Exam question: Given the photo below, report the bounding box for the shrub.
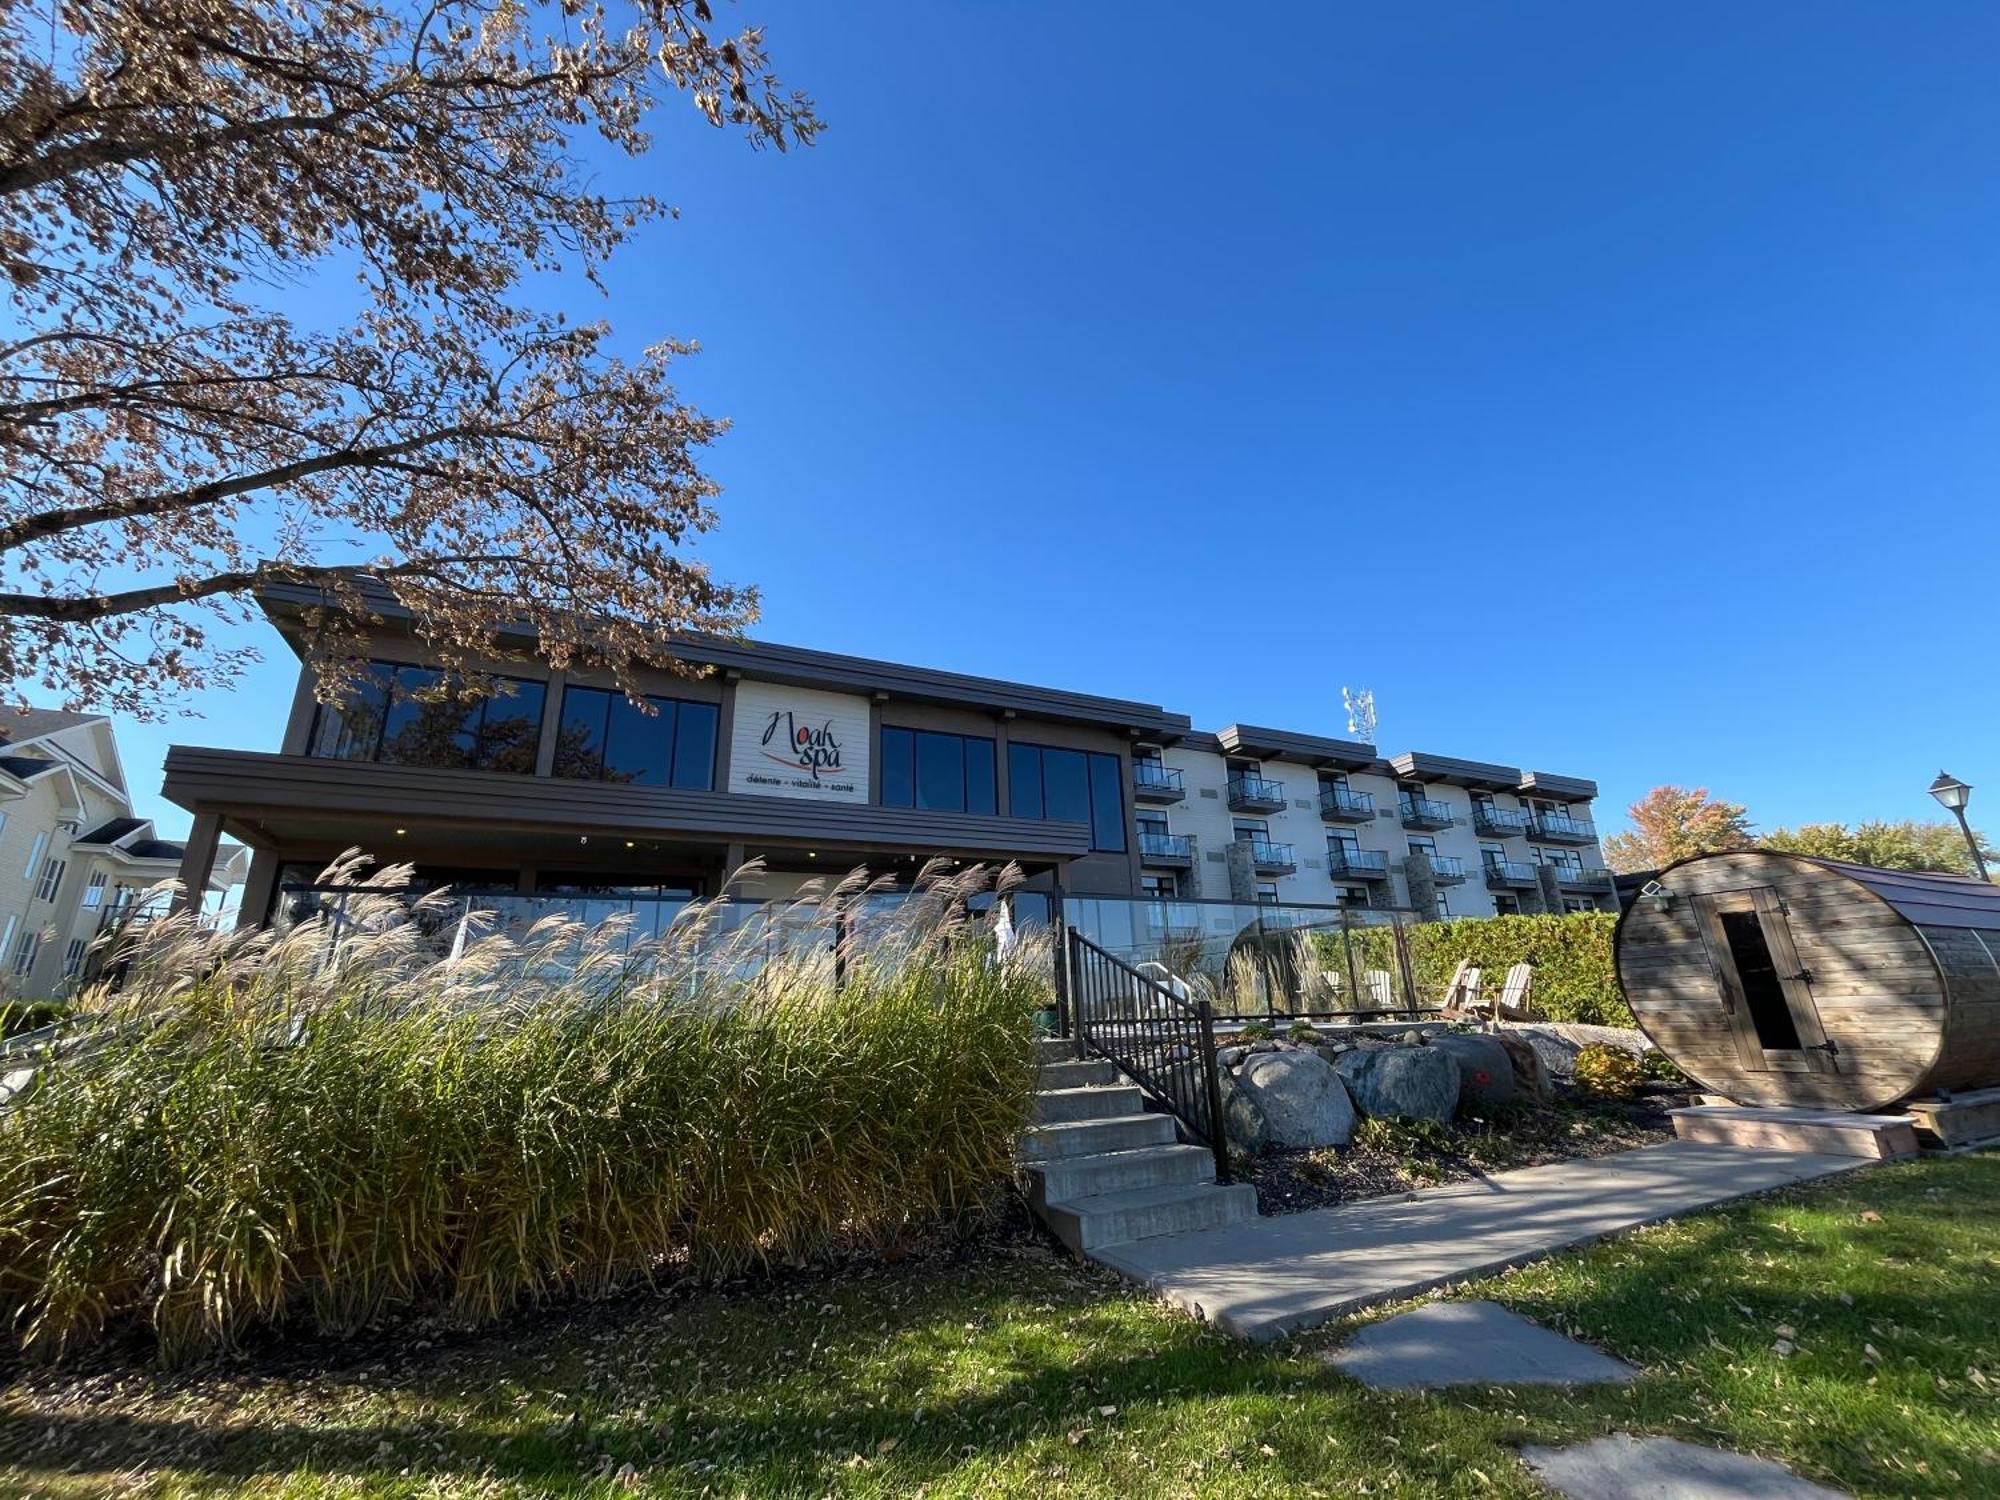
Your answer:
[1233,1022,1275,1042]
[1313,911,1629,1026]
[0,858,1046,1362]
[1286,1020,1321,1044]
[1573,1043,1643,1100]
[1641,1048,1688,1084]
[0,1001,67,1040]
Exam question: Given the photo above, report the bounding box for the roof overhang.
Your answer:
[162,747,1095,866]
[254,583,1192,741]
[1216,724,1377,770]
[1517,770,1599,801]
[1390,751,1524,792]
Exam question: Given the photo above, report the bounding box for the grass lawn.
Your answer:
[0,1153,1995,1498]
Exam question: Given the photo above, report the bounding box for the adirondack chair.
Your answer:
[1363,968,1396,1015]
[1494,961,1534,1019]
[1439,959,1483,1017]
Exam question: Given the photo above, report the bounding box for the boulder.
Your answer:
[1429,1033,1517,1113]
[1220,1050,1355,1152]
[1492,1031,1550,1101]
[1506,1023,1650,1083]
[1334,1044,1460,1124]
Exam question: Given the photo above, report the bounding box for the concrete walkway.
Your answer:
[1093,1141,1867,1342]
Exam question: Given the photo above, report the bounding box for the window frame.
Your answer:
[311,661,548,775]
[1007,742,1127,853]
[551,684,717,790]
[35,856,64,904]
[877,726,997,815]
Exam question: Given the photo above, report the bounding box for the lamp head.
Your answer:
[1930,771,1973,813]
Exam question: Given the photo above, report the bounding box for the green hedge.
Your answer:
[0,1002,67,1040]
[1315,911,1629,1026]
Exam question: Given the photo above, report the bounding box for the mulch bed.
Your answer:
[1248,1081,1693,1216]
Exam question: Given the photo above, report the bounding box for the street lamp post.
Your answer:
[1928,771,1990,881]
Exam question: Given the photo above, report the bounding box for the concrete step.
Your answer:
[1031,1084,1147,1125]
[1040,1181,1261,1255]
[1033,1037,1077,1065]
[1669,1105,1919,1160]
[1024,1142,1217,1212]
[1903,1087,2000,1150]
[1018,1111,1178,1162]
[1038,1058,1118,1090]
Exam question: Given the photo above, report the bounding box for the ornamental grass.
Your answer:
[0,857,1047,1363]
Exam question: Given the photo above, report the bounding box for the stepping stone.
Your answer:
[1521,1434,1851,1499]
[1324,1300,1637,1390]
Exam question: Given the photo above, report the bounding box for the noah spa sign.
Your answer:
[727,681,869,804]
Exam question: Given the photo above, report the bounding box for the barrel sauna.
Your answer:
[1614,850,2000,1111]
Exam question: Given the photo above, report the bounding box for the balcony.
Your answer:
[1531,812,1598,845]
[1138,830,1195,868]
[1131,761,1186,805]
[1422,854,1468,885]
[1399,794,1457,831]
[1558,865,1615,891]
[1226,774,1287,814]
[1482,859,1540,889]
[1472,804,1532,838]
[1325,846,1391,881]
[1242,837,1296,874]
[1318,785,1375,824]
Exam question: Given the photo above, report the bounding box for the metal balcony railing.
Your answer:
[1325,846,1390,879]
[1226,774,1287,812]
[1530,812,1597,843]
[1138,830,1195,864]
[1471,805,1532,837]
[1399,795,1456,830]
[1422,854,1468,883]
[1242,837,1296,871]
[1131,761,1186,802]
[1482,859,1539,888]
[1558,865,1614,889]
[1317,785,1375,822]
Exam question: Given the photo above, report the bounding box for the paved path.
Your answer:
[1094,1141,1867,1342]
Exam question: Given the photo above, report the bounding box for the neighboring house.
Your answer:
[0,709,245,1001]
[159,585,1616,932]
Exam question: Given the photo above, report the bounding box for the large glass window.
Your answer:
[310,663,545,774]
[1008,743,1126,852]
[878,728,997,814]
[553,687,717,789]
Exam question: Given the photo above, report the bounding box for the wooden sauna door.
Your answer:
[1692,888,1837,1074]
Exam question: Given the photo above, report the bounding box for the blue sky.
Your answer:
[94,1,2000,839]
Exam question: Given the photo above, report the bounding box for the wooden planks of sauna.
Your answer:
[1668,1105,1920,1160]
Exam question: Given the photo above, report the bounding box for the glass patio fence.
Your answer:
[1062,894,1435,1023]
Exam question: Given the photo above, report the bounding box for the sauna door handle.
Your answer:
[1786,968,1814,984]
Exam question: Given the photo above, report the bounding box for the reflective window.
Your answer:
[554,687,716,789]
[878,728,997,814]
[310,663,544,774]
[1008,743,1126,852]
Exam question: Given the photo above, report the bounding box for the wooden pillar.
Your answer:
[236,849,280,931]
[171,813,223,917]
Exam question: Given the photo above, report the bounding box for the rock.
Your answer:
[1506,1023,1650,1082]
[1313,1043,1353,1064]
[1399,1030,1429,1046]
[1219,1050,1355,1152]
[1217,1046,1247,1068]
[1334,1044,1459,1124]
[1492,1031,1550,1101]
[1248,1040,1280,1055]
[1429,1033,1517,1112]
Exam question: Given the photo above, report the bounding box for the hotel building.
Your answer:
[161,587,1616,929]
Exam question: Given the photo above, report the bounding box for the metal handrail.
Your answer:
[1244,837,1295,866]
[1399,795,1456,825]
[1558,865,1614,887]
[1132,762,1185,793]
[1065,928,1230,1184]
[1424,854,1467,878]
[1318,786,1374,816]
[1139,830,1195,859]
[1482,859,1538,884]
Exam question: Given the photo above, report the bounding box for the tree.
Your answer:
[1763,819,1997,878]
[1,0,819,718]
[1602,785,1753,873]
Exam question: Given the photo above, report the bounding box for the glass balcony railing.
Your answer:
[1226,774,1287,811]
[1131,761,1185,800]
[1482,859,1539,887]
[1398,795,1456,829]
[1242,837,1296,870]
[1558,865,1614,889]
[1471,805,1532,837]
[1423,854,1468,882]
[1138,830,1195,862]
[1317,785,1375,821]
[1325,846,1390,878]
[1530,812,1598,843]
